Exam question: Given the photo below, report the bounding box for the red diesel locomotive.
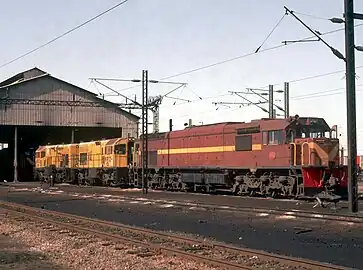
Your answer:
[132,115,348,199]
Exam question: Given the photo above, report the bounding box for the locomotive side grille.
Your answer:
[235,135,252,151]
[149,151,157,166]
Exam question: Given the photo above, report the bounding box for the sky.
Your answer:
[1,0,363,154]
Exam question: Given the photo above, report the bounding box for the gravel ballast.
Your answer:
[0,215,217,270]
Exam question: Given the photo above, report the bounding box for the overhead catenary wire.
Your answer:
[0,3,361,99]
[161,24,363,81]
[166,89,363,122]
[291,88,363,100]
[164,83,363,119]
[3,2,360,116]
[105,22,363,96]
[291,84,363,99]
[292,11,330,21]
[255,13,287,53]
[0,0,130,70]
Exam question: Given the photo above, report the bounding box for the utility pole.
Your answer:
[168,119,172,166]
[284,3,363,212]
[344,0,358,213]
[141,70,148,194]
[241,87,284,117]
[90,74,186,195]
[268,85,274,118]
[221,87,284,117]
[90,79,186,135]
[13,127,18,183]
[284,82,290,118]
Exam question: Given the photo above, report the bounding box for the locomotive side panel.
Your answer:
[69,144,80,168]
[149,122,293,169]
[222,123,292,169]
[78,143,90,170]
[150,125,228,168]
[86,141,104,169]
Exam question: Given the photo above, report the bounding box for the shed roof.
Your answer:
[0,67,139,120]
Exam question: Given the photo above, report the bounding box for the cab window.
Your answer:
[263,130,284,145]
[80,153,88,165]
[114,144,126,155]
[105,146,113,155]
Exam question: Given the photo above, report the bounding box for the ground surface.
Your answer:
[0,210,216,270]
[0,185,362,269]
[0,209,65,270]
[3,181,363,215]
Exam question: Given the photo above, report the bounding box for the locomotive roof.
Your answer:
[35,137,127,151]
[179,119,285,133]
[147,117,331,139]
[182,117,330,131]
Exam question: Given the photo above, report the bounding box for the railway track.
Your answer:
[3,184,363,226]
[0,200,350,270]
[35,186,363,224]
[148,199,363,224]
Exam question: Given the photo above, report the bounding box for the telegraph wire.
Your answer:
[0,0,130,70]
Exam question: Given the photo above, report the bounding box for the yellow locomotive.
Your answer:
[35,136,138,186]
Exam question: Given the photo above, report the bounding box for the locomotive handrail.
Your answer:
[301,142,311,166]
[290,143,296,166]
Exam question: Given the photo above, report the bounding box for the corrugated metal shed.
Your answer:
[0,68,139,137]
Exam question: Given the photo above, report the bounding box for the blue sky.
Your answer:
[1,0,363,153]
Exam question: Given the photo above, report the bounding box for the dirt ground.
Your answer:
[0,210,64,270]
[0,210,216,270]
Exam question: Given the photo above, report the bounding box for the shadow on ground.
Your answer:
[0,234,64,270]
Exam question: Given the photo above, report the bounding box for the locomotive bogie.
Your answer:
[129,166,302,197]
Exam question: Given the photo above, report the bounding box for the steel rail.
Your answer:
[26,184,363,222]
[144,199,363,223]
[2,207,250,270]
[3,184,363,222]
[60,190,363,224]
[0,200,348,270]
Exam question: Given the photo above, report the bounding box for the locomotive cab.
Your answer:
[113,137,137,168]
[114,140,128,168]
[35,146,47,169]
[287,115,340,167]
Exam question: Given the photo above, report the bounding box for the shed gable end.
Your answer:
[0,76,138,137]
